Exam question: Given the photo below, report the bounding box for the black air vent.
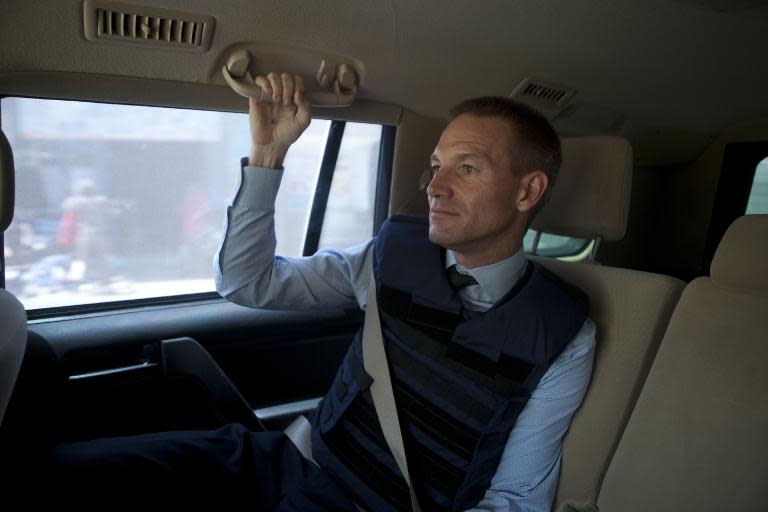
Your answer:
[83,0,215,52]
[509,78,576,114]
[521,82,568,103]
[97,10,202,45]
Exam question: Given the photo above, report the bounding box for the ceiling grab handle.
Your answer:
[221,49,358,107]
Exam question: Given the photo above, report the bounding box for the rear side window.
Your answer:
[319,122,381,250]
[1,97,382,311]
[522,230,590,259]
[745,157,768,214]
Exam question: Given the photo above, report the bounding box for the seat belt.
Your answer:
[284,414,316,464]
[362,274,422,512]
[284,274,421,512]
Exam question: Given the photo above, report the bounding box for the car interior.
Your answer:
[1,1,767,510]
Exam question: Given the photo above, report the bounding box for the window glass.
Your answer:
[522,230,589,258]
[745,157,768,214]
[273,120,331,255]
[318,123,381,250]
[0,97,373,310]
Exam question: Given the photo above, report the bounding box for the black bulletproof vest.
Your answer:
[311,215,588,511]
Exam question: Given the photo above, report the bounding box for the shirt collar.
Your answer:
[445,248,528,305]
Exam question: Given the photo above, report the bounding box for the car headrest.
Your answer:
[710,214,768,294]
[531,136,633,241]
[0,129,15,232]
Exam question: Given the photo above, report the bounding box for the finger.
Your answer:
[253,76,273,102]
[267,72,283,103]
[281,72,294,105]
[294,75,311,110]
[294,75,305,101]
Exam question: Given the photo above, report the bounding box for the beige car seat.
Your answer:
[530,137,685,510]
[596,214,768,512]
[0,128,27,427]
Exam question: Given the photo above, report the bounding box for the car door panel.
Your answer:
[8,300,361,442]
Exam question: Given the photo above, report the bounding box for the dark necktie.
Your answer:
[446,265,478,290]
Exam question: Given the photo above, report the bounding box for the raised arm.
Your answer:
[215,73,373,311]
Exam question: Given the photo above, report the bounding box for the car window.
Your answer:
[522,230,589,259]
[1,97,381,311]
[318,122,382,250]
[745,156,768,214]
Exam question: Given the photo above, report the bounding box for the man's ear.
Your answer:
[516,170,548,213]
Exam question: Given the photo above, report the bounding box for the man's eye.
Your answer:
[460,165,477,175]
[430,165,440,177]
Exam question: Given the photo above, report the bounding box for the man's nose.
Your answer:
[426,168,453,198]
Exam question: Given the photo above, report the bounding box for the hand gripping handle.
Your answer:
[222,50,358,107]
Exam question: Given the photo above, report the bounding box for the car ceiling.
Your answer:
[0,0,767,165]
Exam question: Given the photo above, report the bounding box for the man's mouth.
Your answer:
[429,208,458,216]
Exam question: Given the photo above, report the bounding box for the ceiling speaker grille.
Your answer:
[84,0,214,52]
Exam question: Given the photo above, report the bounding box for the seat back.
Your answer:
[535,258,683,509]
[598,214,768,512]
[529,137,685,509]
[0,291,26,426]
[0,128,27,426]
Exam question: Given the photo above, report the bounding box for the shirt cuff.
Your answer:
[234,159,284,208]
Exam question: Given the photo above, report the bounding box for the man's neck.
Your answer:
[452,241,523,269]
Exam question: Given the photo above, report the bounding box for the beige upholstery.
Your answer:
[0,291,26,426]
[0,128,27,427]
[533,257,684,510]
[527,136,690,509]
[598,215,768,512]
[710,214,768,293]
[532,136,633,241]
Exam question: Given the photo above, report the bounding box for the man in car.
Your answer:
[213,73,595,511]
[44,73,595,512]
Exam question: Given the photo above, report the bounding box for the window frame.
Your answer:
[0,95,394,318]
[373,125,396,235]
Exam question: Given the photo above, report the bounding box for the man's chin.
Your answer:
[428,226,457,248]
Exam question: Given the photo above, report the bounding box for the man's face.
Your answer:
[427,114,523,266]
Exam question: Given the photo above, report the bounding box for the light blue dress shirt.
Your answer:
[215,165,596,512]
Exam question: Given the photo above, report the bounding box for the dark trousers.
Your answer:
[38,423,358,510]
